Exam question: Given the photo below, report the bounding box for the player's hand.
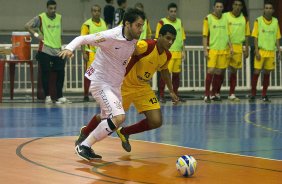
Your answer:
[278,51,281,62]
[204,50,209,61]
[230,47,234,57]
[58,49,74,59]
[255,52,261,61]
[170,91,179,105]
[182,50,186,61]
[83,52,89,62]
[244,48,249,59]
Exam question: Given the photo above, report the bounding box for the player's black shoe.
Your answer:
[75,145,102,161]
[75,126,87,146]
[249,96,256,102]
[116,127,131,152]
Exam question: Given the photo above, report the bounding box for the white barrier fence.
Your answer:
[1,44,281,95]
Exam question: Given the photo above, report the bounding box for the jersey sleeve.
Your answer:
[277,26,281,39]
[80,24,89,36]
[251,20,258,38]
[159,50,172,70]
[181,25,186,40]
[202,17,209,36]
[245,20,251,36]
[155,20,164,38]
[135,40,149,55]
[65,30,110,51]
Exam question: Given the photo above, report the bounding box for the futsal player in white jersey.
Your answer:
[59,8,145,161]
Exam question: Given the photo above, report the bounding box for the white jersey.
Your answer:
[65,26,137,87]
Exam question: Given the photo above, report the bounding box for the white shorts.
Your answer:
[89,82,125,119]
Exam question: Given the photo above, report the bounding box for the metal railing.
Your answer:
[1,44,281,95]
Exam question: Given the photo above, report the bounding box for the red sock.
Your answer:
[262,73,270,96]
[159,77,166,98]
[205,73,213,96]
[121,119,151,135]
[251,73,260,96]
[172,73,180,95]
[211,74,221,96]
[217,74,224,94]
[82,114,101,136]
[84,77,91,97]
[229,73,237,95]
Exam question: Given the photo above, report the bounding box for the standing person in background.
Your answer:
[81,5,107,102]
[224,0,250,102]
[113,0,127,27]
[103,0,115,28]
[59,8,145,161]
[134,2,152,39]
[25,0,70,104]
[249,1,281,102]
[155,3,186,103]
[202,0,233,103]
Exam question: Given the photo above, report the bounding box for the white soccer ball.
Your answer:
[176,155,197,177]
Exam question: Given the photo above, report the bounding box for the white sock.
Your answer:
[81,119,116,147]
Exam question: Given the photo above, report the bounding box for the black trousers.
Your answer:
[36,51,66,99]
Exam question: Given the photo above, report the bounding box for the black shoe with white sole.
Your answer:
[75,145,102,161]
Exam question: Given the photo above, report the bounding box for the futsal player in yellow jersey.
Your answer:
[75,24,179,152]
[81,5,107,101]
[203,0,233,103]
[250,1,281,102]
[155,3,186,103]
[225,0,250,101]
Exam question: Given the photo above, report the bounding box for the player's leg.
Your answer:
[171,57,185,102]
[204,53,217,103]
[117,88,161,152]
[261,57,275,102]
[37,52,52,103]
[211,54,227,101]
[76,86,125,161]
[250,56,264,101]
[228,53,242,101]
[53,56,66,101]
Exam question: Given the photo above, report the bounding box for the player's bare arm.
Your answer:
[160,69,179,103]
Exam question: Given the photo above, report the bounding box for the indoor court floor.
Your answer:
[0,98,281,184]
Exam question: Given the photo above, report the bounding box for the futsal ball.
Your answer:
[176,155,197,177]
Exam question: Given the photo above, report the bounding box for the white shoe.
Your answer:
[56,97,72,104]
[45,96,52,104]
[228,94,240,102]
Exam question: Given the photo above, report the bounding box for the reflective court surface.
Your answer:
[0,99,281,184]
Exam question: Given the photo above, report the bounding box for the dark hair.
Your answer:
[168,3,177,10]
[214,0,224,6]
[122,8,146,26]
[135,2,144,10]
[105,0,113,3]
[91,4,101,10]
[231,0,248,17]
[159,24,177,37]
[264,0,274,7]
[47,0,56,7]
[117,0,126,6]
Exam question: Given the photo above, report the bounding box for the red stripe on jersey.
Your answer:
[125,39,157,76]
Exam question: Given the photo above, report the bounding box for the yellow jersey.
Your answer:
[123,40,171,89]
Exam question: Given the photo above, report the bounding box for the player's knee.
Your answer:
[148,118,162,129]
[111,114,126,127]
